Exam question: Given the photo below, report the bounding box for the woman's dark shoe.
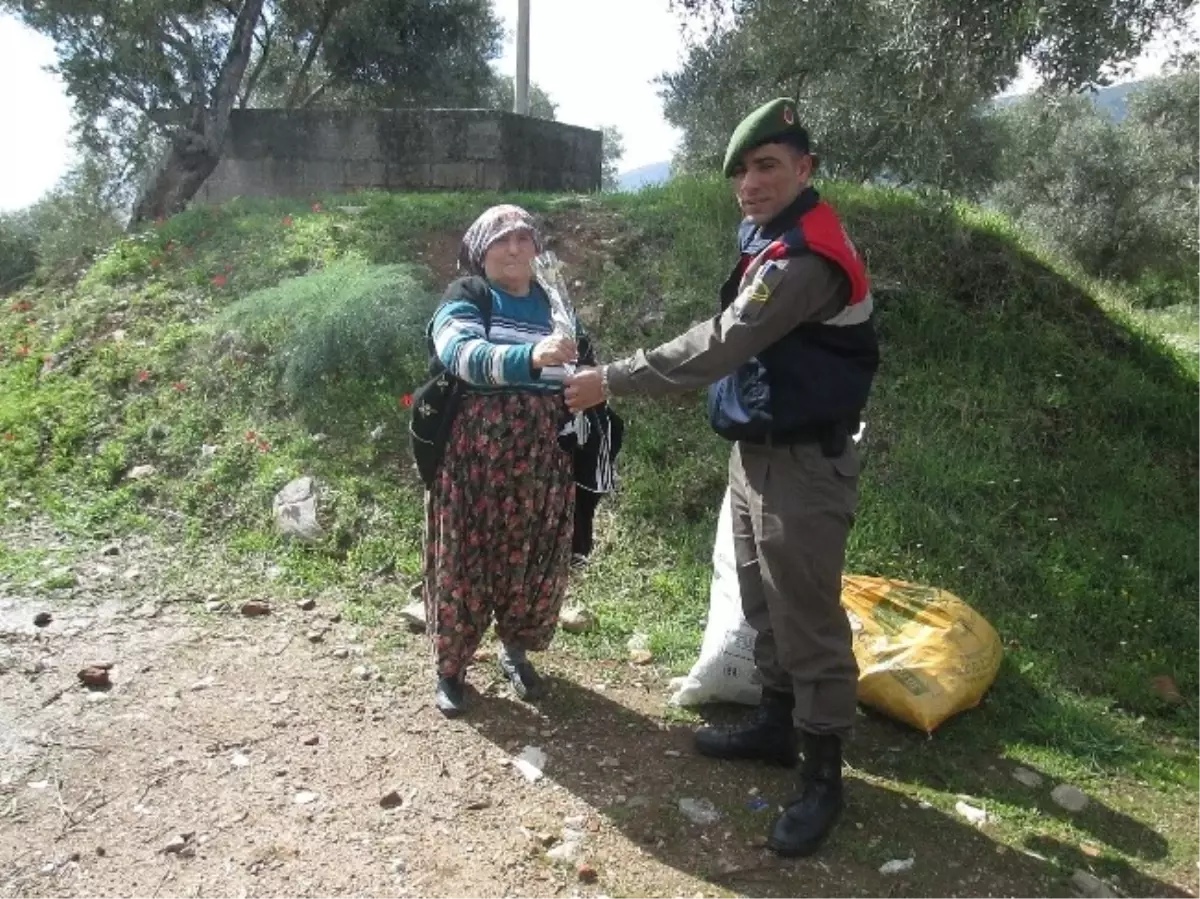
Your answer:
[435,674,467,717]
[499,646,544,701]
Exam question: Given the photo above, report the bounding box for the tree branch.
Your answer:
[284,0,345,108]
[299,74,336,108]
[211,0,267,126]
[162,16,206,110]
[240,19,272,107]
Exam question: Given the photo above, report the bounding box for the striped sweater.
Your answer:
[431,283,573,392]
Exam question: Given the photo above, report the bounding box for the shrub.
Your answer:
[216,260,437,417]
[0,212,38,295]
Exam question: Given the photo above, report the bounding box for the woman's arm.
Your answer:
[432,300,535,386]
[432,300,576,387]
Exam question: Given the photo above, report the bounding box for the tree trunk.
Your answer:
[129,129,222,226]
[129,0,266,227]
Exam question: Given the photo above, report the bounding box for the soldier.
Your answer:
[564,97,879,856]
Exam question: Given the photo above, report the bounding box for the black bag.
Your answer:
[409,278,493,488]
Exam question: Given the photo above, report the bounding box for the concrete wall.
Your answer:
[198,109,602,201]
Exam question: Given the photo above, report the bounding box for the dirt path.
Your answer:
[0,522,1191,899]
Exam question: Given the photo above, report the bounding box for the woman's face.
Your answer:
[482,228,537,294]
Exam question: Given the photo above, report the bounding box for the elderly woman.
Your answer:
[422,205,580,717]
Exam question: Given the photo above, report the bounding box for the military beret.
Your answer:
[722,97,812,177]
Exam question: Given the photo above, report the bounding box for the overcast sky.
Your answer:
[0,2,1194,212]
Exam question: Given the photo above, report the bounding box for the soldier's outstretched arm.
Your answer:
[604,254,849,399]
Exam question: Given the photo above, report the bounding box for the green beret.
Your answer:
[722,97,812,177]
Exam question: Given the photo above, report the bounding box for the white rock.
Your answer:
[398,601,426,633]
[513,746,547,783]
[231,752,250,768]
[127,464,157,480]
[559,607,596,634]
[273,477,325,543]
[678,798,720,825]
[1051,784,1090,813]
[626,633,650,653]
[955,800,988,825]
[369,425,386,441]
[191,676,215,691]
[201,444,218,457]
[880,857,915,875]
[28,780,49,790]
[1070,869,1116,898]
[1012,767,1043,788]
[293,791,319,805]
[547,840,583,865]
[162,834,191,854]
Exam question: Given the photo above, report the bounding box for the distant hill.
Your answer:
[993,79,1147,120]
[616,160,672,191]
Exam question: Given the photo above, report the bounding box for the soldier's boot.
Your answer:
[693,688,799,767]
[768,731,844,857]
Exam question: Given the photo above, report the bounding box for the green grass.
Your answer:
[0,177,1196,885]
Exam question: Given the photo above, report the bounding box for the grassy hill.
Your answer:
[1,178,1196,889]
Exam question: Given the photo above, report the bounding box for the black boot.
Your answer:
[693,688,799,767]
[499,645,544,701]
[768,731,845,857]
[435,674,467,717]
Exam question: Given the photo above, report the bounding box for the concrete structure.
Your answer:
[198,109,602,201]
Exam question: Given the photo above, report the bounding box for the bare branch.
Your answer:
[162,16,206,108]
[284,0,347,108]
[211,0,266,126]
[240,19,273,107]
[299,74,337,108]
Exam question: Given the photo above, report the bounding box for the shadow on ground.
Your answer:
[460,670,1189,898]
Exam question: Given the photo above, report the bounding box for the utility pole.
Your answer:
[514,0,530,115]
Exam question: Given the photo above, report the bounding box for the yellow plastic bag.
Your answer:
[841,575,1003,733]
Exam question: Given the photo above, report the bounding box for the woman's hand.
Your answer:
[532,334,578,369]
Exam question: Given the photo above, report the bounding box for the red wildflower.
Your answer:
[10,301,31,313]
[282,215,294,227]
[257,440,271,453]
[136,369,150,383]
[150,258,162,268]
[311,202,323,213]
[211,274,227,287]
[400,394,414,408]
[245,430,257,442]
[3,433,14,441]
[172,381,188,392]
[15,346,30,358]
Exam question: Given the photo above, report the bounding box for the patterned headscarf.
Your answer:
[457,204,544,276]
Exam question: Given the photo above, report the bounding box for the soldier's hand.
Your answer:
[564,367,606,412]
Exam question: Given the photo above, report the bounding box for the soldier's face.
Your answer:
[733,144,812,224]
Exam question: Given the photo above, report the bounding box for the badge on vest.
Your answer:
[733,258,787,320]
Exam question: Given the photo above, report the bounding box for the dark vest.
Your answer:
[707,188,879,447]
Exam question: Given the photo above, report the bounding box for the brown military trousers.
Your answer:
[729,439,860,736]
